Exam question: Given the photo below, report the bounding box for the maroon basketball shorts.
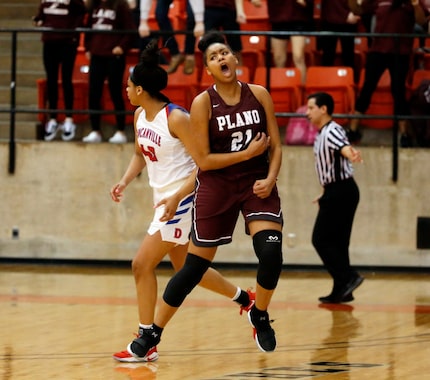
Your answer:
[191,172,283,247]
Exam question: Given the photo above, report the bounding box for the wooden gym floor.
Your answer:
[1,263,429,380]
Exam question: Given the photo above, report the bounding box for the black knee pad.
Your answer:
[163,253,211,307]
[253,230,283,290]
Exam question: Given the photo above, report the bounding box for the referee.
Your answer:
[306,92,364,304]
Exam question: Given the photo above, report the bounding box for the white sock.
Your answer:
[139,323,152,329]
[231,286,241,301]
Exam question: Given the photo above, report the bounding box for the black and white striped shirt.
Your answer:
[313,120,353,186]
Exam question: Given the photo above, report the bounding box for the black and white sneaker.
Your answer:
[248,306,276,352]
[44,119,59,141]
[61,119,76,141]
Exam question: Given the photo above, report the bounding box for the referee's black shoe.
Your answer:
[319,293,354,304]
[341,275,364,299]
[319,275,364,304]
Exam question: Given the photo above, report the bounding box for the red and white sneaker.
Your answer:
[113,345,159,363]
[239,288,256,315]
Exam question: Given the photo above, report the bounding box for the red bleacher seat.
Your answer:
[405,69,430,124]
[312,37,367,82]
[240,50,264,82]
[241,0,269,56]
[304,66,355,125]
[253,67,302,127]
[422,53,430,70]
[160,64,199,110]
[241,2,269,31]
[410,69,430,90]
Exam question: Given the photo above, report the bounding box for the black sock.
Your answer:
[252,305,267,315]
[235,289,251,307]
[153,323,164,337]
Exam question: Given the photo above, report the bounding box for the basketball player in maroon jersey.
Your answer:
[126,31,284,357]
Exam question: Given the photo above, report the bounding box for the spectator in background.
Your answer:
[318,0,361,81]
[138,0,204,74]
[267,0,314,83]
[348,0,428,147]
[203,0,245,64]
[33,0,87,141]
[82,0,135,144]
[414,0,430,52]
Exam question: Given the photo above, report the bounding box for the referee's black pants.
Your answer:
[312,177,360,288]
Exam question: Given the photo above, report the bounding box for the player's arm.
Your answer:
[110,108,147,202]
[248,84,282,197]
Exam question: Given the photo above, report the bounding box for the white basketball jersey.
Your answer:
[136,104,196,192]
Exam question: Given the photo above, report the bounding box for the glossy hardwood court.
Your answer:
[1,264,430,380]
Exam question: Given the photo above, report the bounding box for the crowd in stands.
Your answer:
[34,0,430,147]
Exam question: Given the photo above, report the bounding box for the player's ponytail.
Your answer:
[130,39,170,102]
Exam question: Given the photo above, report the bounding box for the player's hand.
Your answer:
[155,195,180,222]
[253,177,274,199]
[194,21,204,38]
[346,11,361,24]
[138,20,150,37]
[111,183,126,202]
[237,11,246,24]
[246,132,270,159]
[112,46,124,55]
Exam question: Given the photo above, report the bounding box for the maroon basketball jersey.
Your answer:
[205,81,269,177]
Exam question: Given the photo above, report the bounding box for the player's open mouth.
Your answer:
[221,63,231,75]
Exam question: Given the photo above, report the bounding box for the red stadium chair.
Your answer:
[240,50,265,82]
[241,0,269,55]
[407,69,430,103]
[304,66,355,125]
[253,67,302,126]
[160,64,199,110]
[410,69,430,90]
